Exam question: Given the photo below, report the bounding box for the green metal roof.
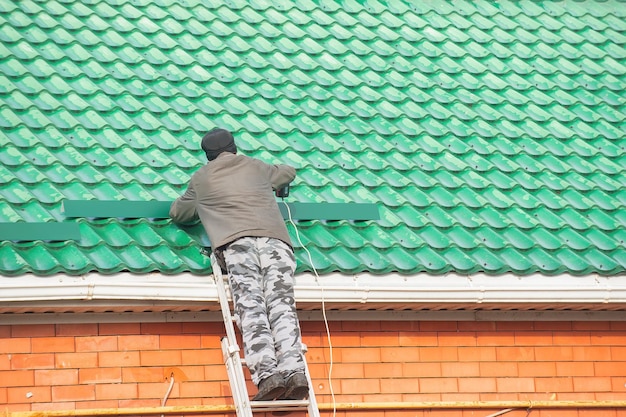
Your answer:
[0,0,625,277]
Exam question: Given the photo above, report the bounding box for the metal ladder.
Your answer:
[211,254,321,417]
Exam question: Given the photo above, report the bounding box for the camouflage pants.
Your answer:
[223,236,305,385]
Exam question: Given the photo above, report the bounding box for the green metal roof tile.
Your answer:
[1,0,625,277]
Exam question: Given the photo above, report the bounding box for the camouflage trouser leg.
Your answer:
[223,236,305,386]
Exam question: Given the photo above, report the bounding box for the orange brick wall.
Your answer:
[1,320,626,417]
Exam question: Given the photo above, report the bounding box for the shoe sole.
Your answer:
[252,385,286,401]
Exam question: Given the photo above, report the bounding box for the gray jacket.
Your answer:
[169,152,296,249]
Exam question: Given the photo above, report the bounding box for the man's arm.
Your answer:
[169,182,199,225]
[270,164,296,190]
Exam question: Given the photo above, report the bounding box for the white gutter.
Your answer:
[1,272,626,306]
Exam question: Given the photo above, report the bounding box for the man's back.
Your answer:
[170,152,295,249]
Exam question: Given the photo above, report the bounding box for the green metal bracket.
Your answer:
[0,222,81,241]
[63,200,380,221]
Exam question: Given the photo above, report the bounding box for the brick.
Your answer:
[612,346,626,360]
[475,331,515,345]
[98,351,140,367]
[380,346,418,363]
[518,361,556,377]
[200,334,224,349]
[141,322,182,334]
[98,323,140,335]
[552,331,591,345]
[138,382,181,400]
[458,377,496,393]
[183,322,224,334]
[341,321,381,331]
[122,366,164,383]
[168,365,205,382]
[0,354,9,370]
[595,362,626,377]
[440,392,481,402]
[140,349,182,366]
[420,346,458,362]
[341,378,380,394]
[181,348,219,365]
[118,398,161,408]
[419,377,458,393]
[179,381,222,398]
[555,361,595,377]
[534,346,573,361]
[0,370,34,386]
[496,377,535,392]
[441,362,479,377]
[95,383,138,400]
[332,363,364,379]
[8,386,51,403]
[380,377,420,394]
[439,332,477,347]
[31,401,75,411]
[31,337,75,353]
[51,384,95,402]
[0,326,10,337]
[495,346,535,362]
[11,324,55,337]
[56,323,98,336]
[364,362,402,378]
[572,345,611,361]
[326,332,361,347]
[75,400,119,409]
[402,362,441,378]
[577,321,612,330]
[479,362,518,377]
[535,377,573,393]
[160,334,201,349]
[573,376,612,392]
[534,322,573,331]
[34,369,78,386]
[611,377,626,392]
[360,332,399,347]
[118,334,159,351]
[457,321,497,331]
[420,321,458,332]
[458,346,496,362]
[55,352,98,369]
[513,331,554,346]
[10,353,54,369]
[340,347,380,363]
[79,367,122,384]
[399,331,438,347]
[75,335,118,352]
[202,364,227,382]
[0,338,30,354]
[591,332,626,346]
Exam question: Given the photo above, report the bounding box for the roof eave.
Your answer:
[1,271,626,314]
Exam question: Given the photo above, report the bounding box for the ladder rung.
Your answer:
[250,399,310,412]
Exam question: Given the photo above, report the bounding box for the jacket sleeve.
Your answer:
[269,164,296,190]
[169,182,199,225]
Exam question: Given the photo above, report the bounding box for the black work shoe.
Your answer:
[252,374,286,401]
[280,372,309,400]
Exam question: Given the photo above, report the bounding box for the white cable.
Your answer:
[283,200,336,417]
[161,373,175,417]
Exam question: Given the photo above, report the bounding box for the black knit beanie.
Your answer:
[201,128,237,161]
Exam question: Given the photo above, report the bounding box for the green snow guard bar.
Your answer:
[0,200,379,241]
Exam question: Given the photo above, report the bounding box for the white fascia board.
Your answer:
[1,272,626,307]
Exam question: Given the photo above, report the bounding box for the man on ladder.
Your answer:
[170,128,309,402]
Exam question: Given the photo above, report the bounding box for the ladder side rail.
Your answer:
[301,345,321,417]
[212,254,253,417]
